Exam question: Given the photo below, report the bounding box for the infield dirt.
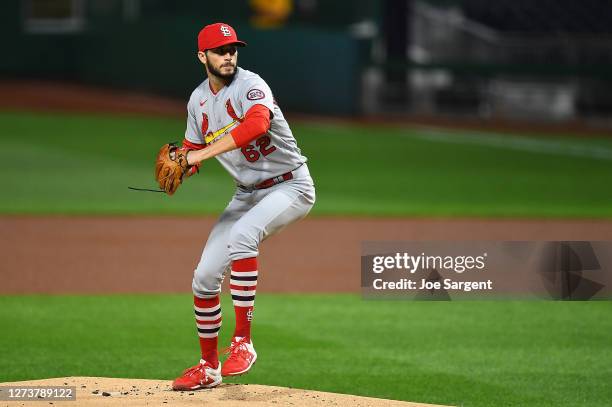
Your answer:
[1,216,611,294]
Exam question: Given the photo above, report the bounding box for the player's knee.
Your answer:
[227,225,260,259]
[191,266,222,297]
[192,275,221,297]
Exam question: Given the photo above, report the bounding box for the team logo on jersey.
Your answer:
[220,25,231,37]
[247,88,265,101]
[225,99,244,123]
[201,112,209,135]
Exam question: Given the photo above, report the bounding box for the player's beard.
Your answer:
[208,62,237,82]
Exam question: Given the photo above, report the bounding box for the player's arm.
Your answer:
[187,104,271,165]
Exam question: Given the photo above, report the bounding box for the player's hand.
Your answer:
[184,161,201,178]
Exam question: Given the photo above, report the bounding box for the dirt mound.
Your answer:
[0,377,450,406]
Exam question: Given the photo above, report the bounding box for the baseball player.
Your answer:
[169,22,316,391]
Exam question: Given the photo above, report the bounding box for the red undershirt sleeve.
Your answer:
[230,104,271,148]
[182,139,206,150]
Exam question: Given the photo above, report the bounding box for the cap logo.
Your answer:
[220,25,232,37]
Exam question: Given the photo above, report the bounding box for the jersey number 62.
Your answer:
[241,135,277,162]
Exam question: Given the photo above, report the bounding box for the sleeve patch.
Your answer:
[247,88,266,100]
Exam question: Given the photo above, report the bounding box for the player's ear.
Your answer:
[197,51,207,65]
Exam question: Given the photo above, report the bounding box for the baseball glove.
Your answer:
[155,143,193,195]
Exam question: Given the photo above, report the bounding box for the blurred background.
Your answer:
[2,0,612,124]
[1,0,612,217]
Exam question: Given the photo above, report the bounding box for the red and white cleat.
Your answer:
[172,359,222,391]
[221,337,257,376]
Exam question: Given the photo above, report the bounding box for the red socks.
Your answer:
[193,295,221,368]
[192,256,257,365]
[230,257,258,340]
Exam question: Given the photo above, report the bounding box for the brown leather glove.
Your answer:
[154,143,193,195]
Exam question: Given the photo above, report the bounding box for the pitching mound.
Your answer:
[0,377,450,406]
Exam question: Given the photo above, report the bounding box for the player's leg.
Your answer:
[222,178,316,376]
[172,191,251,390]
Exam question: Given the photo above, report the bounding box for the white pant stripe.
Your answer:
[197,321,222,329]
[230,279,258,287]
[193,304,220,313]
[230,270,258,277]
[196,313,222,322]
[198,332,219,339]
[233,300,255,307]
[231,289,256,296]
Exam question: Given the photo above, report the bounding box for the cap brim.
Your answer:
[205,39,247,50]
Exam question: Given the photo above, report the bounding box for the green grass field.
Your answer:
[1,110,612,217]
[1,295,610,407]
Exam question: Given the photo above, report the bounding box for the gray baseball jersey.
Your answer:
[185,67,307,186]
[185,67,316,297]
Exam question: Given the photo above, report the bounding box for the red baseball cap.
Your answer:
[197,23,247,52]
